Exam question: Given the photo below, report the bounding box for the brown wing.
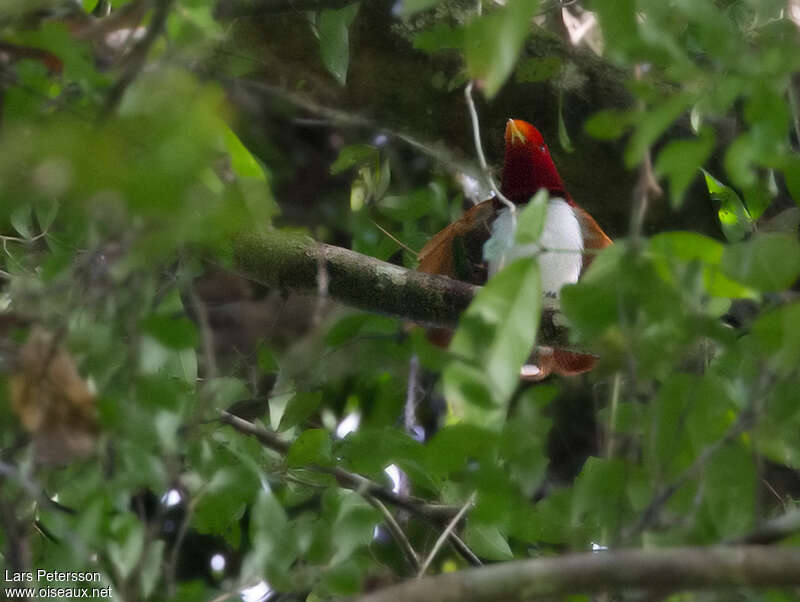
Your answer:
[574,205,613,274]
[417,200,498,279]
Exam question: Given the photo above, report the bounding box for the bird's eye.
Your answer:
[539,145,547,153]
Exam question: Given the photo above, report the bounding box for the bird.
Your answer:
[417,118,612,379]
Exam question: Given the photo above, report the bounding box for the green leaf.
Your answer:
[10,203,33,239]
[515,189,548,245]
[413,23,464,53]
[224,126,266,180]
[557,90,574,153]
[752,302,800,375]
[584,109,630,140]
[704,443,755,537]
[625,94,693,167]
[35,197,60,231]
[318,3,360,86]
[463,0,541,99]
[331,492,381,564]
[425,424,498,477]
[396,0,442,18]
[140,540,165,598]
[278,391,323,432]
[649,231,723,264]
[444,257,541,425]
[258,346,279,373]
[319,559,364,596]
[374,157,392,201]
[721,233,800,292]
[590,0,637,55]
[107,513,145,580]
[649,231,755,298]
[194,466,255,535]
[702,170,754,243]
[249,488,296,574]
[330,144,378,175]
[463,523,513,561]
[515,56,562,83]
[325,314,397,346]
[655,126,715,208]
[287,429,333,467]
[141,315,199,350]
[378,188,436,221]
[571,457,627,537]
[782,156,800,206]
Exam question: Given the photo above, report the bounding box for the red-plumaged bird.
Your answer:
[418,119,612,379]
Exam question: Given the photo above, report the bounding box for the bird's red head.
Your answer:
[501,119,570,204]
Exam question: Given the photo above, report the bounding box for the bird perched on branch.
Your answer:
[418,119,612,379]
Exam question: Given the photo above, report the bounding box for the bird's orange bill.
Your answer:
[418,118,613,380]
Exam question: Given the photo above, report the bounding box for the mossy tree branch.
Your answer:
[231,230,570,347]
[355,546,800,602]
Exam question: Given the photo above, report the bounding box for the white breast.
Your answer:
[483,199,583,298]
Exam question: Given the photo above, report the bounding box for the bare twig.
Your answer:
[623,409,753,542]
[404,354,421,436]
[788,72,800,150]
[371,220,419,258]
[366,495,421,572]
[224,77,482,180]
[418,491,476,577]
[189,288,218,380]
[628,64,663,242]
[218,411,459,521]
[165,490,203,597]
[447,532,482,567]
[463,82,515,214]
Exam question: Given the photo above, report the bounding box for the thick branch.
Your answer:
[232,229,570,346]
[355,546,800,602]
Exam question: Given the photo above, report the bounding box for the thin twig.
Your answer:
[219,410,483,566]
[404,354,421,435]
[463,82,515,214]
[223,76,482,180]
[628,64,663,243]
[366,495,421,572]
[418,492,476,577]
[0,229,51,245]
[448,532,482,567]
[165,490,202,597]
[189,288,218,380]
[605,372,621,458]
[788,73,800,150]
[218,411,459,521]
[371,220,419,257]
[623,408,753,542]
